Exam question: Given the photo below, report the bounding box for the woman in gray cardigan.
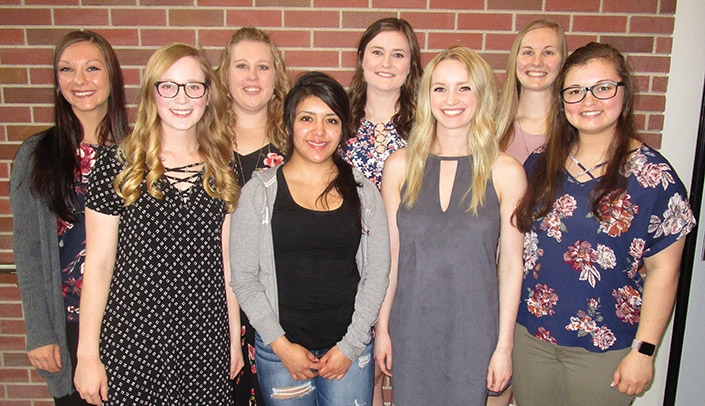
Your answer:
[9,31,127,404]
[230,72,390,405]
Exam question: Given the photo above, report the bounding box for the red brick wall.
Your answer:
[0,0,677,403]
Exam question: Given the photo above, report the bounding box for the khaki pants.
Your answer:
[512,324,635,406]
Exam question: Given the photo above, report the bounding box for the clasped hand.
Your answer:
[271,337,352,381]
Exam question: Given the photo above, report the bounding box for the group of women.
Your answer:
[10,16,695,406]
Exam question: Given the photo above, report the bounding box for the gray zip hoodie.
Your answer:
[230,165,390,360]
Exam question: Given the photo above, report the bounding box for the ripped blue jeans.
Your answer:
[255,333,374,406]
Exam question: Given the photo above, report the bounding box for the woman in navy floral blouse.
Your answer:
[344,18,423,191]
[512,42,696,405]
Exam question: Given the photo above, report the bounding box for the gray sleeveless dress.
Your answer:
[390,155,500,405]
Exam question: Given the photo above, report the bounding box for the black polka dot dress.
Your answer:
[86,146,233,405]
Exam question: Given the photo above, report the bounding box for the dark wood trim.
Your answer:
[663,79,705,405]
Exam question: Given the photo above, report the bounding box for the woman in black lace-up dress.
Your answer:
[74,43,241,406]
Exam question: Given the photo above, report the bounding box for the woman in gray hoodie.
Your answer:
[230,71,390,405]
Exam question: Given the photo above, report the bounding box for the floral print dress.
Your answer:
[233,143,284,406]
[58,143,99,322]
[343,119,406,190]
[234,144,284,188]
[518,144,695,352]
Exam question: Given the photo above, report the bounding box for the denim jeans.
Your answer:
[255,333,374,406]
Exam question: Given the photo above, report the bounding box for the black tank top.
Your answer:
[271,168,361,350]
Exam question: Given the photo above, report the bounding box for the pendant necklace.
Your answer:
[235,131,268,185]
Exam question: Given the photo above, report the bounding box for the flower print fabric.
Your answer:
[263,152,284,168]
[343,119,406,189]
[564,298,616,350]
[232,144,281,406]
[58,143,99,322]
[526,283,558,318]
[235,144,285,187]
[235,322,262,406]
[595,190,639,237]
[517,144,695,352]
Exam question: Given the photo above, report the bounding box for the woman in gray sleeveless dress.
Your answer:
[374,46,526,405]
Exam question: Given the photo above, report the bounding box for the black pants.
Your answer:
[54,321,90,406]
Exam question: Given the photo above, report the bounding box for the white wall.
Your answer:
[634,0,705,404]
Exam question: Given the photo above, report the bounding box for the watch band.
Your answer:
[631,339,656,356]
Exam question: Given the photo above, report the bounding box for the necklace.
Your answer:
[568,153,607,180]
[234,129,270,186]
[235,142,271,186]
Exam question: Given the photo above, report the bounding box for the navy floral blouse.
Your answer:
[517,144,696,352]
[343,119,406,189]
[57,143,99,322]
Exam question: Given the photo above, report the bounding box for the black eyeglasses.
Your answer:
[154,81,208,99]
[560,81,624,104]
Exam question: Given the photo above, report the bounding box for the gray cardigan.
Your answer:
[230,165,390,360]
[9,130,74,397]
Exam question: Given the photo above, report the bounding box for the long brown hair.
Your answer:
[31,30,128,222]
[348,17,422,140]
[216,27,291,153]
[514,42,637,232]
[284,72,361,231]
[497,20,567,151]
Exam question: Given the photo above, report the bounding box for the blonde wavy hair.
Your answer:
[216,27,291,154]
[115,43,239,211]
[403,46,499,214]
[496,20,567,151]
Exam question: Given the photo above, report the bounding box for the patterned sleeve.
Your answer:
[635,148,696,257]
[86,145,125,216]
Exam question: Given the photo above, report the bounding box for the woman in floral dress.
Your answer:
[343,19,422,404]
[512,42,696,406]
[10,30,127,405]
[216,26,290,405]
[344,18,422,190]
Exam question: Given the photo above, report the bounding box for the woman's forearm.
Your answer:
[77,209,119,360]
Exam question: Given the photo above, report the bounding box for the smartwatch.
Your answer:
[631,339,656,356]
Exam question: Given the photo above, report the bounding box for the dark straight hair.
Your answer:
[284,71,362,231]
[31,30,128,222]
